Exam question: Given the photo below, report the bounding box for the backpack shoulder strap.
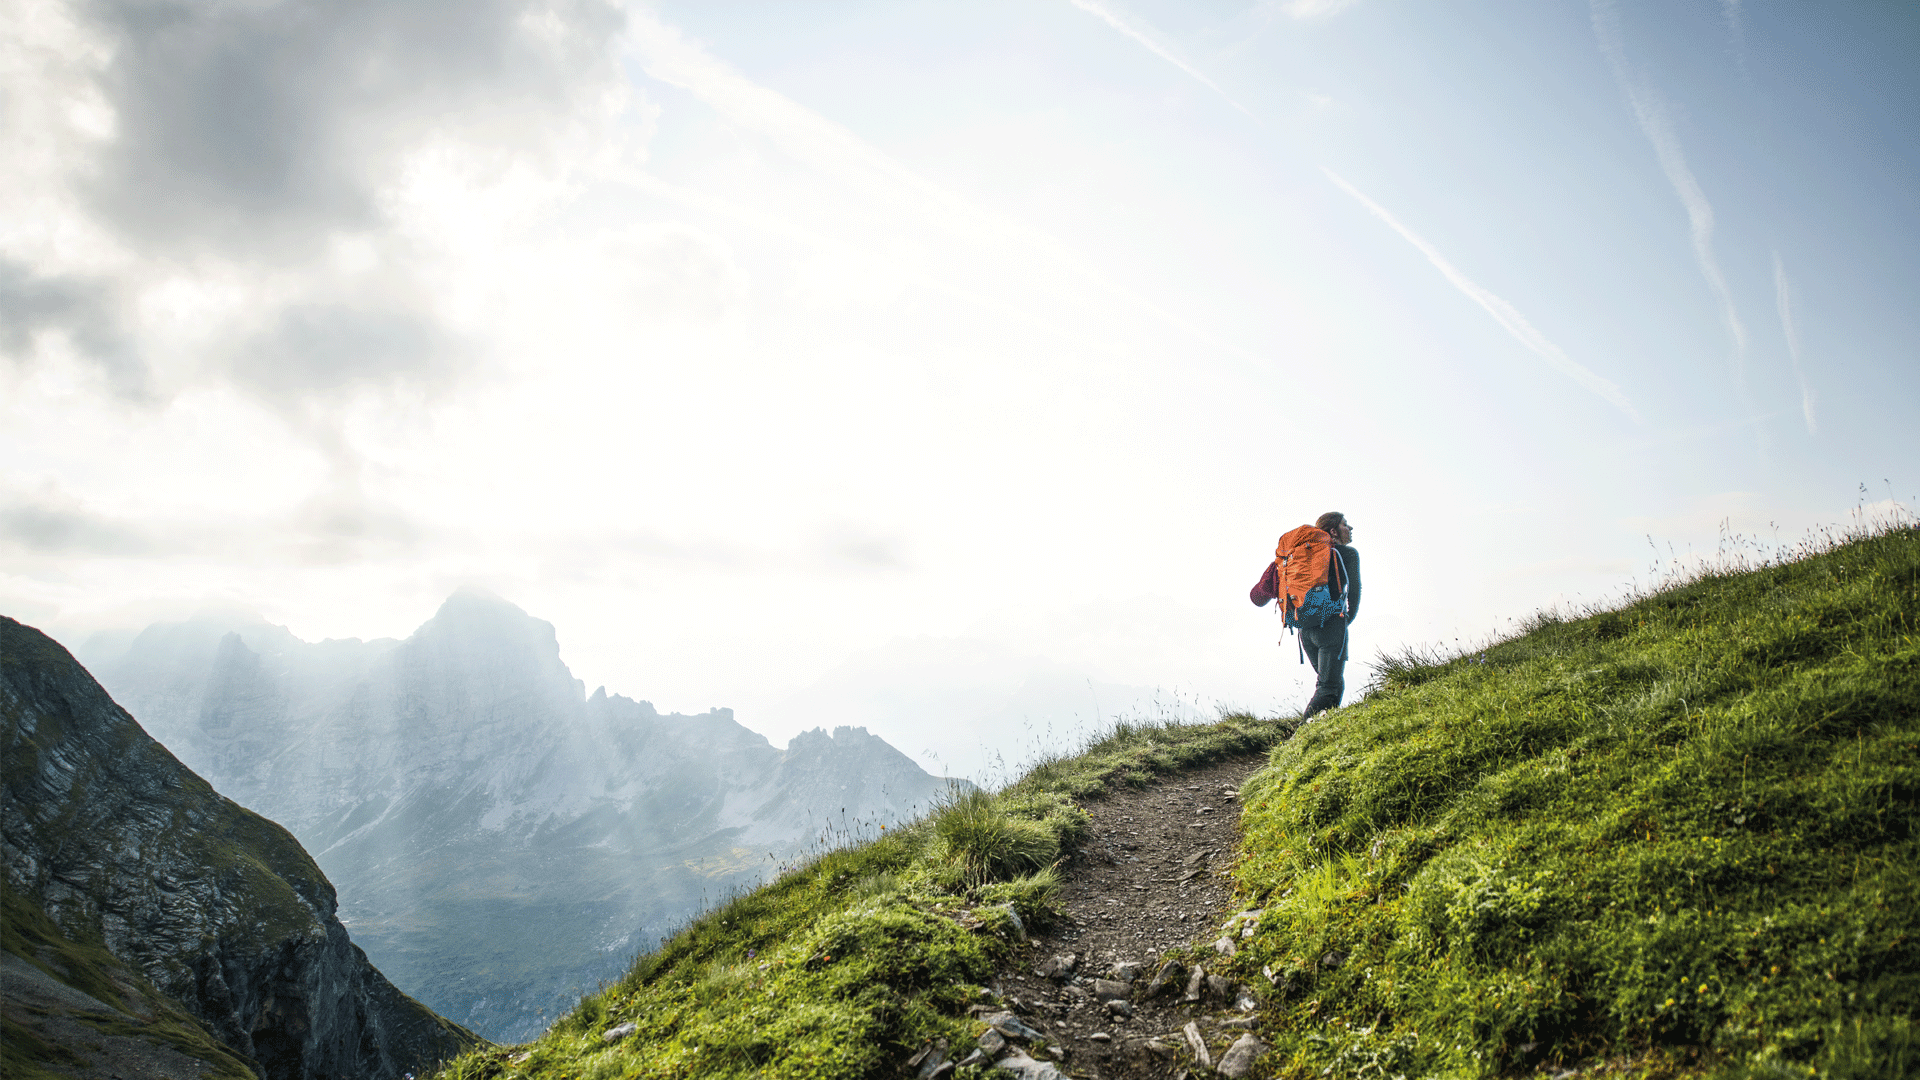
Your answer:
[1330,546,1350,612]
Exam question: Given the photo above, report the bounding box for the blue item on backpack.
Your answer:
[1283,548,1350,631]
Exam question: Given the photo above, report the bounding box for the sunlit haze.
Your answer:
[4,0,1914,780]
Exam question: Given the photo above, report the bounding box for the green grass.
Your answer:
[427,713,1291,1080]
[1008,711,1291,800]
[2,1015,91,1080]
[1227,524,1919,1078]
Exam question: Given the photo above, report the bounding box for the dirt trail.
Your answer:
[987,754,1274,1079]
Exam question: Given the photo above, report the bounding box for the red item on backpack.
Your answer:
[1249,562,1280,606]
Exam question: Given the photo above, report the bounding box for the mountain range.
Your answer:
[2,615,479,1079]
[76,588,961,1041]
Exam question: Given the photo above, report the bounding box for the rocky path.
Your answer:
[973,754,1275,1080]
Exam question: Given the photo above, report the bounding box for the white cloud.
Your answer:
[0,0,634,421]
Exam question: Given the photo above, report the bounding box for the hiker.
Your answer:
[1299,512,1361,718]
[1249,511,1362,720]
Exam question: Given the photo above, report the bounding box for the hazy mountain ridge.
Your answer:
[0,616,479,1080]
[80,588,961,1040]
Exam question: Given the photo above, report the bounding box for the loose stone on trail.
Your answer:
[1000,904,1028,942]
[983,1012,1046,1043]
[1144,958,1185,998]
[990,1049,1067,1079]
[1034,954,1076,980]
[1217,1034,1267,1079]
[1182,1022,1212,1068]
[911,1037,950,1080]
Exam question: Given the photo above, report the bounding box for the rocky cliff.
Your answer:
[81,589,963,1040]
[1,616,481,1080]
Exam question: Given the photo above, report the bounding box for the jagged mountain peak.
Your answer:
[419,587,557,645]
[403,588,583,704]
[781,725,943,781]
[120,605,304,664]
[787,724,905,752]
[587,687,662,719]
[435,583,526,617]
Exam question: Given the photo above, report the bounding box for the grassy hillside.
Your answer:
[429,522,1915,1080]
[431,715,1286,1080]
[1228,524,1917,1078]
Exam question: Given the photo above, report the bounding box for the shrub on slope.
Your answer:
[432,713,1285,1080]
[1230,525,1919,1078]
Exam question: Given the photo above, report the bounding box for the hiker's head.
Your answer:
[1316,511,1351,543]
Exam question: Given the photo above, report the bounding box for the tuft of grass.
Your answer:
[929,787,1060,888]
[1228,523,1920,1079]
[427,714,1287,1080]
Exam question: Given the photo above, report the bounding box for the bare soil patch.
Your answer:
[986,754,1274,1079]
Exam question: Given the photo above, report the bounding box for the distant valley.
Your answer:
[77,588,960,1041]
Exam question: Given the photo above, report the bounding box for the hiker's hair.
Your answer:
[1315,511,1346,533]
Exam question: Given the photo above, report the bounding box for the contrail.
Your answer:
[1591,0,1747,379]
[1065,0,1259,121]
[1719,0,1749,66]
[1324,169,1641,422]
[1280,0,1364,18]
[1771,252,1817,435]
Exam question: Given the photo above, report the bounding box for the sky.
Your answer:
[3,0,1915,781]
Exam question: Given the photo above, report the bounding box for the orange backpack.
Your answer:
[1251,525,1349,629]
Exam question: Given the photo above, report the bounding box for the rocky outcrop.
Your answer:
[1,616,481,1080]
[3,876,261,1080]
[79,588,965,1040]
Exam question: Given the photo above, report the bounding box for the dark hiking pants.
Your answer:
[1300,619,1348,720]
